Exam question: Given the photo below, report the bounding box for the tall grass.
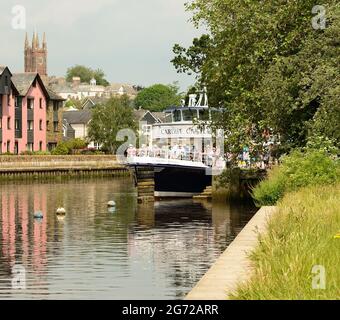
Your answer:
[232,184,340,300]
[252,150,340,206]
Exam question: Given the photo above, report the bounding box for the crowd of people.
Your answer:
[127,143,277,169]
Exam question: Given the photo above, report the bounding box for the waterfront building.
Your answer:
[0,66,19,154]
[11,73,49,153]
[45,88,65,151]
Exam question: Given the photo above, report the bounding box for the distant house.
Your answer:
[81,96,108,110]
[50,83,77,100]
[63,109,99,149]
[51,77,105,100]
[133,109,165,146]
[105,83,137,99]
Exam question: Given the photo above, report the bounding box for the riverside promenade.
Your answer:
[0,155,128,179]
[186,206,276,300]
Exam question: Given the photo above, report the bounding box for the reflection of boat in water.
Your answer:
[127,89,224,198]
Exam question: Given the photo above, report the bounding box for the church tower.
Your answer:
[24,32,48,76]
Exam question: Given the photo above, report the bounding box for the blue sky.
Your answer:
[0,0,202,91]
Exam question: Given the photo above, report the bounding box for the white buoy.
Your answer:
[56,207,66,215]
[34,211,43,219]
[107,201,116,207]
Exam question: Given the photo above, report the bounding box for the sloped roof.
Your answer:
[82,96,108,109]
[11,73,38,95]
[46,88,65,101]
[0,66,8,75]
[51,83,76,93]
[63,109,92,125]
[133,109,164,123]
[152,112,167,123]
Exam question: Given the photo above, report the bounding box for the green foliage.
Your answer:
[65,138,87,151]
[173,1,340,154]
[51,143,70,155]
[233,184,340,300]
[66,65,109,86]
[253,150,340,206]
[64,98,82,110]
[51,139,88,155]
[134,83,182,112]
[88,96,137,153]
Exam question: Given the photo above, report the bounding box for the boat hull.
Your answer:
[130,162,212,198]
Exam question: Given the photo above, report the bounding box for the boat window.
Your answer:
[173,110,182,122]
[182,110,193,121]
[199,109,210,121]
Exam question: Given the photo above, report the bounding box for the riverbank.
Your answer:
[185,206,276,300]
[0,155,129,181]
[232,184,340,300]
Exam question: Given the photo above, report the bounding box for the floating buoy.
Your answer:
[107,201,116,207]
[34,211,43,219]
[56,207,66,215]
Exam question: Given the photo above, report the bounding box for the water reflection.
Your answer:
[0,178,255,299]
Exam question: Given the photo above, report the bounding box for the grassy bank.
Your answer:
[232,184,340,300]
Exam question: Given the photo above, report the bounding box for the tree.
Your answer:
[66,65,109,86]
[88,96,137,153]
[134,83,182,112]
[172,1,340,154]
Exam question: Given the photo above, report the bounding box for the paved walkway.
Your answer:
[185,206,277,300]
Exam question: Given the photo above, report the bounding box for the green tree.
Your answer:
[172,1,340,154]
[88,96,137,153]
[66,65,109,86]
[134,83,182,112]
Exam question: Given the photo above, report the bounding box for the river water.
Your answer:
[0,177,256,300]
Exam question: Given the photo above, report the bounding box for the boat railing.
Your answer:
[127,148,225,168]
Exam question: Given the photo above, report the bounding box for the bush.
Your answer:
[51,143,70,155]
[252,150,340,206]
[65,138,87,151]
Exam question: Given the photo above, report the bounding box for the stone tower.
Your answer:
[24,32,47,76]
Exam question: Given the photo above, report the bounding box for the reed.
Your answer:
[232,184,340,300]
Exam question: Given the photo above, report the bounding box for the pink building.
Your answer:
[0,66,18,153]
[1,66,64,154]
[12,73,49,153]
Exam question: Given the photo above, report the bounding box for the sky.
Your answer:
[0,0,202,91]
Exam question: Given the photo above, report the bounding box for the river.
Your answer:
[0,177,256,300]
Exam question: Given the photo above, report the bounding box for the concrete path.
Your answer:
[185,206,277,300]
